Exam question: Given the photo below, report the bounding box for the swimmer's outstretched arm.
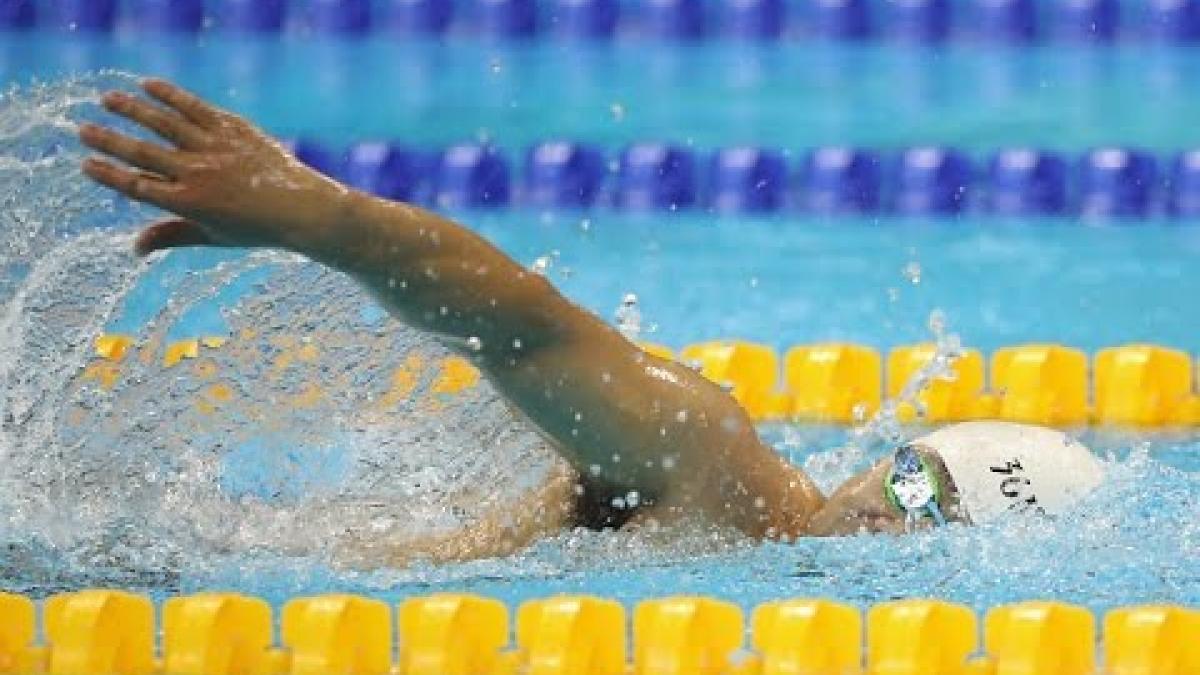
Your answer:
[79,79,826,540]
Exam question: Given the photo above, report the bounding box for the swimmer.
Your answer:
[77,79,1104,564]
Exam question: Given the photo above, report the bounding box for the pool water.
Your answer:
[5,38,1200,150]
[0,43,1197,618]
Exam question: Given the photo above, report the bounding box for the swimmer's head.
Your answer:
[913,421,1105,525]
[805,421,1103,537]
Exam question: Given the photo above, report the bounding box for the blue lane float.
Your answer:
[309,0,371,34]
[15,0,1200,42]
[718,0,785,40]
[1078,148,1158,218]
[51,0,118,32]
[799,147,881,214]
[280,140,1200,219]
[642,0,705,39]
[1052,0,1119,41]
[287,139,343,179]
[0,0,35,29]
[344,142,429,202]
[882,0,950,42]
[217,0,287,32]
[135,0,205,32]
[808,0,871,40]
[523,142,606,208]
[477,0,537,37]
[386,0,454,34]
[1145,0,1200,40]
[970,0,1037,40]
[1168,151,1200,216]
[550,0,619,38]
[434,144,511,208]
[893,147,972,215]
[987,149,1068,216]
[708,147,786,213]
[616,143,697,210]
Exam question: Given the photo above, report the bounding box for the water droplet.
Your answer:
[588,464,602,476]
[851,403,869,423]
[611,453,621,463]
[903,261,922,285]
[489,58,503,74]
[662,456,676,470]
[928,309,947,335]
[601,371,612,383]
[466,336,483,352]
[610,102,625,121]
[512,338,523,350]
[615,293,642,340]
[675,409,689,423]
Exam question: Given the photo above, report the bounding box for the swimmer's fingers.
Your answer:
[141,78,224,128]
[101,91,208,149]
[79,123,181,178]
[82,156,185,212]
[133,218,219,256]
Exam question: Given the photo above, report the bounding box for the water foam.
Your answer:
[0,74,567,592]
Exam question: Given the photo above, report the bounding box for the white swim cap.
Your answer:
[915,421,1104,524]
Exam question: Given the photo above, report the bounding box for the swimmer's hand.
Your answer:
[79,79,348,257]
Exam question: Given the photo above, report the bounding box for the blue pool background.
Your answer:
[4,37,1200,349]
[1,31,1198,617]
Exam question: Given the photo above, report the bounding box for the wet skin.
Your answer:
[79,80,949,565]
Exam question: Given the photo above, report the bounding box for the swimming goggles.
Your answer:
[883,443,947,531]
